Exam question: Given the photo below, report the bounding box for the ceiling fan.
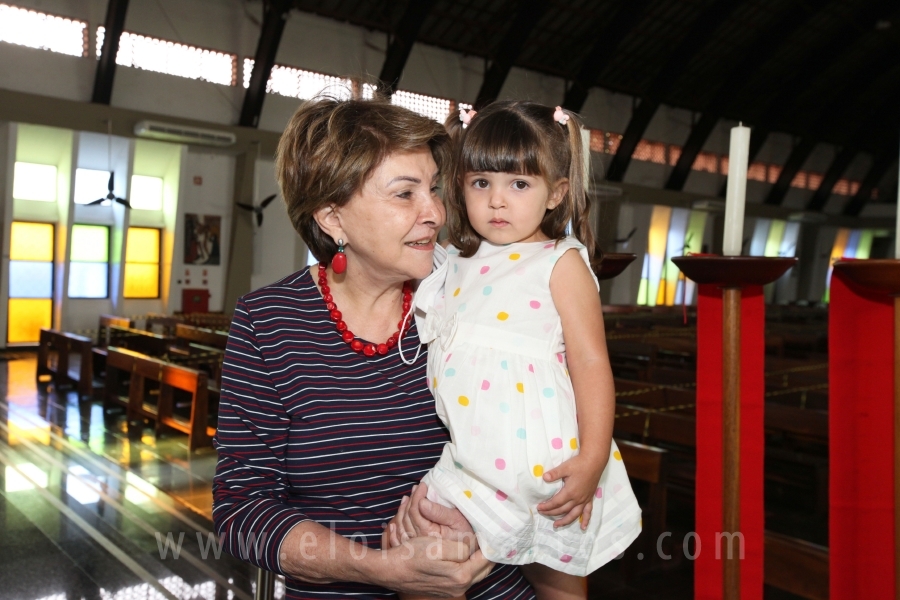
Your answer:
[86,119,131,208]
[237,194,278,226]
[86,171,131,208]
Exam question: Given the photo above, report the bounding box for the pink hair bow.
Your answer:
[459,108,477,127]
[553,106,569,126]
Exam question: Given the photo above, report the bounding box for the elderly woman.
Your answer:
[212,97,536,599]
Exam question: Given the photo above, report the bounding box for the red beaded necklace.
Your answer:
[317,263,412,357]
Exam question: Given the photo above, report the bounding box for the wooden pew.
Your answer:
[181,312,231,331]
[156,361,214,450]
[765,404,828,446]
[764,531,828,600]
[174,324,228,350]
[105,347,214,450]
[144,315,182,337]
[607,340,657,380]
[616,439,669,573]
[108,325,172,357]
[37,329,96,399]
[103,345,140,415]
[96,314,133,350]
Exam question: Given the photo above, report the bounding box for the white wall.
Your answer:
[249,158,309,292]
[0,0,893,311]
[171,149,234,312]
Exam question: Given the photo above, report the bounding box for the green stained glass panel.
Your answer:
[70,225,109,262]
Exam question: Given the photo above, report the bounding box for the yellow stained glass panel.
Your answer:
[8,298,52,344]
[123,263,159,298]
[10,222,54,261]
[125,227,160,263]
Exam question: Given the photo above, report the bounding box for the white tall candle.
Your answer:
[723,124,751,256]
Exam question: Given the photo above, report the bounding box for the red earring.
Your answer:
[332,238,347,274]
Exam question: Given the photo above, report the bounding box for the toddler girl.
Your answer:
[402,101,641,599]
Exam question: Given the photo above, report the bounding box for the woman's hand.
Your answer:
[380,484,485,600]
[379,537,490,598]
[537,450,608,529]
[384,484,479,552]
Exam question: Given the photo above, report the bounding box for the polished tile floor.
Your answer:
[1,356,262,600]
[2,354,803,600]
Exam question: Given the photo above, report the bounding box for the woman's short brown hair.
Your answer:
[275,96,451,263]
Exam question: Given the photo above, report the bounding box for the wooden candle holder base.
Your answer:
[832,259,900,600]
[673,255,796,600]
[595,252,637,281]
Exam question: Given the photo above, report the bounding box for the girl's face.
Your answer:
[463,172,567,245]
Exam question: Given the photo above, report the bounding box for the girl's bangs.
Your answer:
[461,115,543,176]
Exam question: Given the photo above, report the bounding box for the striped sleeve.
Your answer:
[212,297,310,575]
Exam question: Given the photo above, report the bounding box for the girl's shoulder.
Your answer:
[549,237,599,292]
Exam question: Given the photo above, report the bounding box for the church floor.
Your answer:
[0,354,804,600]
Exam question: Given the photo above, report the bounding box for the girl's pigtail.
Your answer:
[444,107,468,144]
[561,110,598,268]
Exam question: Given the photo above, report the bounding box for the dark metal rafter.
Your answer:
[605,0,740,182]
[739,0,897,163]
[763,137,817,205]
[805,146,856,211]
[239,0,292,128]
[561,0,652,112]
[377,0,439,97]
[474,0,547,109]
[664,1,823,191]
[92,0,130,105]
[842,148,897,216]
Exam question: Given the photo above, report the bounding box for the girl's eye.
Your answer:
[471,179,489,189]
[513,180,529,190]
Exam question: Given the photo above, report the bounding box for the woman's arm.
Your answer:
[214,299,491,595]
[537,248,616,528]
[213,298,312,573]
[279,518,489,597]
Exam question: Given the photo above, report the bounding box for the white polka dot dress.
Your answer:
[414,237,642,576]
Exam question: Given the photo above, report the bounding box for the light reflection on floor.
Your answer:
[0,355,266,600]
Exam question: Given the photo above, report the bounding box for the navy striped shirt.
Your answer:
[213,267,535,599]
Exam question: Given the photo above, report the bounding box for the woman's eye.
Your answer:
[431,185,440,194]
[397,190,412,199]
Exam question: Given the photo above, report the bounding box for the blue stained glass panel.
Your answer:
[68,262,109,298]
[9,261,52,298]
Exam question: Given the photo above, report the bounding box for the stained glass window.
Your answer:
[74,168,111,205]
[8,221,54,343]
[130,175,163,211]
[13,162,57,202]
[68,225,109,298]
[123,227,160,298]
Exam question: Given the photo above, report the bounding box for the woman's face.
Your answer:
[334,147,444,284]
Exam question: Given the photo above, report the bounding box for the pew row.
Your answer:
[105,347,215,450]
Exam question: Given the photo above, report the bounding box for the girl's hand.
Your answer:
[536,451,608,529]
